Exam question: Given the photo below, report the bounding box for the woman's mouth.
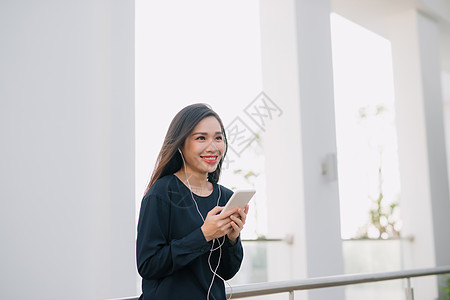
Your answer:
[201,156,219,164]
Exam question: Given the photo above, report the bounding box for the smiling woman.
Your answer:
[175,116,226,196]
[145,104,228,192]
[136,103,249,300]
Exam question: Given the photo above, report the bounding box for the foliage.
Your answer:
[230,131,263,238]
[354,104,401,239]
[234,169,259,181]
[440,275,450,300]
[354,165,401,239]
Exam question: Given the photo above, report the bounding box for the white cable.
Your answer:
[178,149,232,299]
[207,238,233,300]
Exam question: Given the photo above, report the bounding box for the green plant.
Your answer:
[367,162,401,239]
[440,275,450,300]
[354,104,401,239]
[230,131,263,238]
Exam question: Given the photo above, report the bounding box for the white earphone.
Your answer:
[177,147,231,300]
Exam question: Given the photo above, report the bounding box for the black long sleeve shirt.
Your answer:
[136,175,244,300]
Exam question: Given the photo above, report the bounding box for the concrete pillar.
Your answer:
[260,0,345,299]
[0,1,136,299]
[389,9,450,299]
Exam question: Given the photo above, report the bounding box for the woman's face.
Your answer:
[180,116,225,177]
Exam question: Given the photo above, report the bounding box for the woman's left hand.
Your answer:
[227,204,249,244]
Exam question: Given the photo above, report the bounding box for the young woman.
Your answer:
[136,103,249,300]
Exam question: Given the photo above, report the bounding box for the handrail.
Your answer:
[108,265,450,300]
[226,265,450,298]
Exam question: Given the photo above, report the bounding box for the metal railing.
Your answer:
[226,266,450,299]
[111,265,450,300]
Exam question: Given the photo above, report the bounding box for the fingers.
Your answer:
[203,205,249,242]
[229,220,240,233]
[230,214,244,229]
[227,215,244,243]
[232,207,247,224]
[219,207,237,218]
[208,206,223,216]
[228,207,247,232]
[209,206,237,218]
[239,207,247,222]
[202,206,235,241]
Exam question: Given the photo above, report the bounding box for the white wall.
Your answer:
[0,1,136,299]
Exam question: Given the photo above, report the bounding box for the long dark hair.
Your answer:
[145,103,228,193]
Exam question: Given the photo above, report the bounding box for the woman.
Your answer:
[136,103,249,300]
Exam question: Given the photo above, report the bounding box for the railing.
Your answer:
[111,265,450,300]
[226,266,450,299]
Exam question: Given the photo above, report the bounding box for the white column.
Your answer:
[260,0,345,299]
[389,9,450,299]
[260,0,307,293]
[0,1,136,299]
[295,0,345,299]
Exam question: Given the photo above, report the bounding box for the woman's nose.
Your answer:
[206,139,219,152]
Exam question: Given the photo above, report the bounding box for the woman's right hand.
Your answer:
[201,206,237,242]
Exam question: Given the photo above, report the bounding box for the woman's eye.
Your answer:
[216,136,223,140]
[196,136,205,140]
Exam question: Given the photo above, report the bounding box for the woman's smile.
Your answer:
[201,155,219,164]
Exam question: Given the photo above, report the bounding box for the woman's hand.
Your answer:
[201,205,249,243]
[227,204,249,244]
[201,206,236,242]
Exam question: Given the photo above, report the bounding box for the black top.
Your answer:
[136,175,244,300]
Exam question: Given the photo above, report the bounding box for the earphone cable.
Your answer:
[179,149,232,299]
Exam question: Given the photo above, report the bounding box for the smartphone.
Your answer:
[221,189,255,214]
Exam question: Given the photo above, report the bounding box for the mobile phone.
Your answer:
[221,189,255,214]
